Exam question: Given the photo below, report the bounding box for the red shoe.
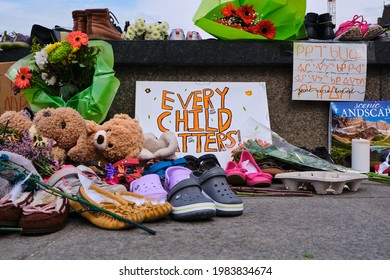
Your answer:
[239,150,272,187]
[225,161,247,186]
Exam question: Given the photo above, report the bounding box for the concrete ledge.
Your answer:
[1,40,390,150]
[2,40,390,65]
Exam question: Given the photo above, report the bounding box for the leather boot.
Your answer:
[85,8,122,40]
[317,13,335,40]
[72,10,87,33]
[304,12,318,39]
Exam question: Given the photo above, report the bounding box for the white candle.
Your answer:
[351,138,370,173]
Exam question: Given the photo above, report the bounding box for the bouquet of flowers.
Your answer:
[6,32,120,124]
[122,18,169,40]
[217,3,276,39]
[13,31,98,101]
[193,0,306,40]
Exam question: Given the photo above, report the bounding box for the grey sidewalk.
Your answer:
[1,181,390,260]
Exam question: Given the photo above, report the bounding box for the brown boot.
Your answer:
[85,8,122,40]
[72,10,87,33]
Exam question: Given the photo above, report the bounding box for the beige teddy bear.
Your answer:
[33,107,88,163]
[138,131,178,161]
[81,114,144,164]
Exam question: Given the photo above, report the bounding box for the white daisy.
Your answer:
[34,49,48,69]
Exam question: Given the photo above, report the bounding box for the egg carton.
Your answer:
[275,171,368,195]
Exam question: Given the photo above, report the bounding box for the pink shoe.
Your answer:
[238,150,272,187]
[361,23,384,40]
[225,161,247,186]
[335,15,363,41]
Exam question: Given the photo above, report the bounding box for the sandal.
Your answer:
[256,159,287,176]
[191,167,244,216]
[142,158,187,181]
[183,155,198,171]
[197,154,221,171]
[165,166,216,221]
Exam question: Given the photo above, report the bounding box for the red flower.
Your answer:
[14,67,32,89]
[221,3,236,17]
[254,20,276,39]
[236,4,257,25]
[67,31,89,48]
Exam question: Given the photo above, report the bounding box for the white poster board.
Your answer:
[135,81,271,167]
[292,42,367,101]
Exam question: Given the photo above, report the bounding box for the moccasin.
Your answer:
[0,191,33,227]
[72,185,144,230]
[18,189,69,235]
[115,190,172,222]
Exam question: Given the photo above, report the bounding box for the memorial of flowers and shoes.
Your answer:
[4,1,390,237]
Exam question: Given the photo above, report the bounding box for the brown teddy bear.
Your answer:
[0,109,33,135]
[0,108,59,156]
[81,114,144,164]
[33,107,88,163]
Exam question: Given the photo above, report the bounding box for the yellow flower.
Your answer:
[44,42,62,54]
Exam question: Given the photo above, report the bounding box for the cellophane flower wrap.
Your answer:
[232,117,349,172]
[193,0,306,40]
[6,32,120,124]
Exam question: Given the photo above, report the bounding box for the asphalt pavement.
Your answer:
[1,181,390,260]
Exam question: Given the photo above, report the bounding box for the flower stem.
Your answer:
[0,158,156,235]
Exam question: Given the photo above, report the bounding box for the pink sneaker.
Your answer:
[335,15,363,41]
[361,23,384,40]
[225,161,247,186]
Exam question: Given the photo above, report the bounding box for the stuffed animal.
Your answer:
[138,131,178,161]
[0,109,33,134]
[81,114,144,164]
[33,107,88,163]
[0,109,59,158]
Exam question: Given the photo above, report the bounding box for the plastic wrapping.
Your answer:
[6,40,119,124]
[193,0,306,40]
[232,117,350,172]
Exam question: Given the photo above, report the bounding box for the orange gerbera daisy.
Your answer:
[254,20,276,39]
[14,67,32,89]
[221,3,237,17]
[236,4,257,25]
[67,31,89,48]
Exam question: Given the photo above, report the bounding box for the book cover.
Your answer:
[329,101,390,170]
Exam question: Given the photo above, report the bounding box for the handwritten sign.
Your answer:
[135,81,271,166]
[0,62,29,115]
[292,42,367,101]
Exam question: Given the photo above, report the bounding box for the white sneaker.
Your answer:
[186,31,202,40]
[168,28,185,40]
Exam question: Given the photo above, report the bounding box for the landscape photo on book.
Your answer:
[330,101,390,170]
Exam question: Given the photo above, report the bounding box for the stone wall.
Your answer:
[2,40,390,150]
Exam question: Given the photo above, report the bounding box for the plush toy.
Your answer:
[0,109,33,134]
[82,114,144,164]
[33,107,88,163]
[0,108,57,155]
[138,131,178,161]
